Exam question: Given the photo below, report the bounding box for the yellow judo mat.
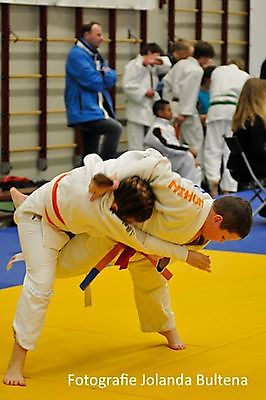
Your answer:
[1,249,266,400]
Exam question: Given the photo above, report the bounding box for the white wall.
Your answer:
[249,0,266,76]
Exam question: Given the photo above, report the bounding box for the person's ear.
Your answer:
[214,214,223,224]
[111,201,118,212]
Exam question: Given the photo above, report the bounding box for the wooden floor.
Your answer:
[1,250,266,400]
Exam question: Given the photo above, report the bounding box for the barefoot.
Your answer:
[3,341,27,386]
[158,328,186,350]
[10,187,28,208]
[3,365,26,386]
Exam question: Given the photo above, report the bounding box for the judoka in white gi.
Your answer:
[4,149,252,386]
[144,99,201,185]
[122,43,171,150]
[204,61,250,196]
[162,41,215,157]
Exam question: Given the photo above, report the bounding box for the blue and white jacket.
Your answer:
[65,38,117,126]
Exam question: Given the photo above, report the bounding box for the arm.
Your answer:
[66,49,116,92]
[122,62,149,103]
[250,118,266,159]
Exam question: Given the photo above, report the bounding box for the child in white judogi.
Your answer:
[144,99,201,185]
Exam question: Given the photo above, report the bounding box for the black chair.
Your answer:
[225,136,266,217]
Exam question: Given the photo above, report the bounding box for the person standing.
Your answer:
[65,22,122,162]
[162,41,215,158]
[122,43,171,150]
[204,60,249,196]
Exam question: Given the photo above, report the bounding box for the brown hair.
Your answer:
[114,176,156,222]
[213,196,252,238]
[232,78,266,131]
[79,22,101,37]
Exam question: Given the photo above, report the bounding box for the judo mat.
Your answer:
[1,249,266,400]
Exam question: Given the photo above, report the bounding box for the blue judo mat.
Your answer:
[0,191,265,290]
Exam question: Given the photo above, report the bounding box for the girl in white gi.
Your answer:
[122,43,171,150]
[4,149,252,386]
[204,60,250,196]
[144,99,201,185]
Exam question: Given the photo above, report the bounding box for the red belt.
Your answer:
[44,174,173,288]
[80,244,173,291]
[45,173,68,228]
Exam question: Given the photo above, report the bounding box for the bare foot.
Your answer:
[158,328,186,350]
[3,341,27,386]
[3,365,26,386]
[10,187,28,208]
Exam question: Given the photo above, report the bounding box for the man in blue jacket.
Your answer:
[65,22,122,162]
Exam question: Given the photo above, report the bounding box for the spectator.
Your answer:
[144,99,201,185]
[260,58,266,79]
[204,59,249,196]
[65,22,122,162]
[197,65,216,127]
[122,43,171,150]
[228,78,266,184]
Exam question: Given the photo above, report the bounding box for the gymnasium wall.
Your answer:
[0,1,253,180]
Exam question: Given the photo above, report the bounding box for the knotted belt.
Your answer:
[43,173,173,293]
[80,244,173,292]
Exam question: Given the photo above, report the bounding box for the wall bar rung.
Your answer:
[175,8,199,13]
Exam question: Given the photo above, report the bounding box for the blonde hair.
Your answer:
[232,78,266,131]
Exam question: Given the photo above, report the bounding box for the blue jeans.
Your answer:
[78,118,122,162]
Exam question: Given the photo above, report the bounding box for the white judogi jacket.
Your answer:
[144,118,201,185]
[122,55,171,126]
[20,149,212,260]
[207,64,249,123]
[162,57,203,117]
[13,149,213,350]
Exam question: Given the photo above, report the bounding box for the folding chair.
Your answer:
[225,136,266,217]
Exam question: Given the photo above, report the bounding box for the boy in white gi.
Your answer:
[144,99,201,185]
[204,60,250,196]
[122,43,171,150]
[162,40,215,157]
[4,149,252,386]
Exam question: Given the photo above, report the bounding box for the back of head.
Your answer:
[114,176,156,222]
[172,38,191,53]
[228,58,246,71]
[141,42,163,55]
[153,99,170,117]
[232,78,266,131]
[194,40,215,59]
[201,65,216,85]
[213,196,252,238]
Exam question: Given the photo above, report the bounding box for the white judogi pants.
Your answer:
[13,210,175,350]
[126,121,147,151]
[204,120,238,192]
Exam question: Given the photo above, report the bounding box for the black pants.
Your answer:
[78,118,122,162]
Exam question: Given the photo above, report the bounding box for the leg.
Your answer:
[180,115,204,155]
[99,118,122,160]
[4,209,58,386]
[204,120,224,196]
[79,123,101,163]
[128,257,185,350]
[126,121,145,151]
[220,122,238,192]
[79,119,122,161]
